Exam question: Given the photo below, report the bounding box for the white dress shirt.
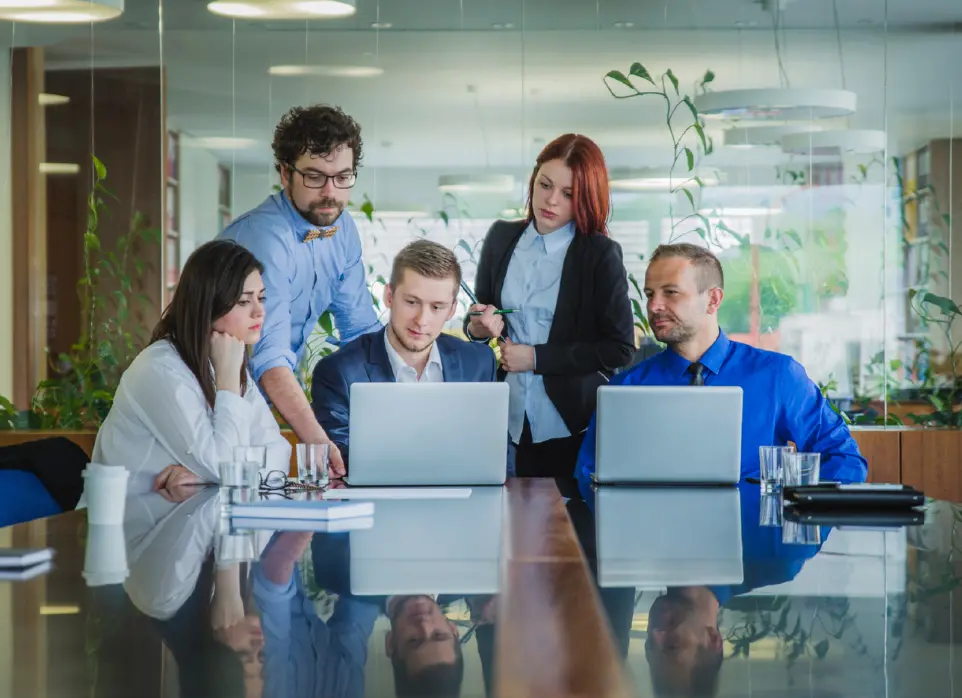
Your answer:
[91,340,292,493]
[383,329,444,383]
[501,221,575,444]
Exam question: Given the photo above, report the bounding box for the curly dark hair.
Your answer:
[272,104,363,173]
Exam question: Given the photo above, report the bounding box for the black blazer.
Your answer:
[467,219,635,435]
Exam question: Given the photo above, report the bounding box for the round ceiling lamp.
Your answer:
[269,65,382,77]
[438,174,516,193]
[722,124,823,149]
[0,0,122,23]
[208,0,354,19]
[609,168,720,191]
[780,129,886,156]
[694,88,856,121]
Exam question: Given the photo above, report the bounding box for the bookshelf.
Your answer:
[164,131,181,305]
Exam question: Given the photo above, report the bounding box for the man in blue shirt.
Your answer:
[576,242,867,489]
[218,105,381,474]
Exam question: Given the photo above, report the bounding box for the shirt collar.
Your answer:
[383,328,442,379]
[517,220,576,254]
[275,190,345,241]
[662,328,731,377]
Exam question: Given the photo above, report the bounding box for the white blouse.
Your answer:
[91,340,291,494]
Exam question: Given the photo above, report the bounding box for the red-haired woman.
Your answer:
[465,133,634,482]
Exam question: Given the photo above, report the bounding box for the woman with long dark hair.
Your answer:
[93,239,290,490]
[465,134,634,483]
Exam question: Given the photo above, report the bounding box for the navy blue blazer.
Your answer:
[311,326,497,464]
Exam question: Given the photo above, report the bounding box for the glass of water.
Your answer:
[783,452,821,488]
[758,445,795,494]
[233,446,267,472]
[296,443,330,486]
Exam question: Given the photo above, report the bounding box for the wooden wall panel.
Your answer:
[10,48,47,409]
[902,430,962,503]
[851,430,901,484]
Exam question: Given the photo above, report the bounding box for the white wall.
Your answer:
[177,136,222,261]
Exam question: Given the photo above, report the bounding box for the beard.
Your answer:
[389,322,434,354]
[289,187,344,227]
[650,312,696,346]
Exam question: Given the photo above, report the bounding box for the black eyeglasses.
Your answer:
[258,469,328,493]
[288,165,357,190]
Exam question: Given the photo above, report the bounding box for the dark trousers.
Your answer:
[514,418,585,498]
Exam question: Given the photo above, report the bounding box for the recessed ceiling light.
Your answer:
[370,21,390,29]
[208,0,355,20]
[0,0,123,23]
[192,137,258,149]
[609,168,720,191]
[269,64,383,77]
[698,206,783,217]
[438,174,516,193]
[40,162,80,175]
[38,93,69,106]
[491,22,514,30]
[612,21,634,28]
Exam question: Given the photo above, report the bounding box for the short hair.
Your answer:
[524,133,611,237]
[391,643,465,698]
[389,239,462,292]
[272,104,363,173]
[649,243,724,292]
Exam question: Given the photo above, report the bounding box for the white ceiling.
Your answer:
[7,0,962,174]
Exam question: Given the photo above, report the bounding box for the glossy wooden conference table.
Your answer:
[2,477,961,698]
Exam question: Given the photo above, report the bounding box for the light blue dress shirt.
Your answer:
[218,192,381,383]
[501,221,575,444]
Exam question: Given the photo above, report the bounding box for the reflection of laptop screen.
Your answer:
[594,386,742,485]
[595,487,743,589]
[347,382,510,486]
[349,488,504,595]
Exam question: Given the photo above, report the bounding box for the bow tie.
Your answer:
[303,226,338,242]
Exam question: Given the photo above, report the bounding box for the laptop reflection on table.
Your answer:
[595,487,744,589]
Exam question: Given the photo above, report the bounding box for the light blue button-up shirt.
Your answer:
[502,220,575,444]
[218,192,381,383]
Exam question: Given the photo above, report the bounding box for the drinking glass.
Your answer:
[783,452,821,488]
[296,443,330,486]
[758,445,796,494]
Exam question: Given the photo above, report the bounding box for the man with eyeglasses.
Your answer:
[219,105,380,476]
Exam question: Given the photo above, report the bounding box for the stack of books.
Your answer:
[0,548,54,581]
[229,499,375,532]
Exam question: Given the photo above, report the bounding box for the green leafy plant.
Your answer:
[13,155,160,429]
[905,291,961,426]
[604,64,742,248]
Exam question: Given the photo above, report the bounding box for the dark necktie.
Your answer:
[687,362,705,386]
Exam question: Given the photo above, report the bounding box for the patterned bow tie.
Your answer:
[303,226,338,242]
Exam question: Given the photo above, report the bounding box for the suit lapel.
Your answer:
[548,232,584,343]
[493,221,527,309]
[364,327,396,383]
[437,337,464,382]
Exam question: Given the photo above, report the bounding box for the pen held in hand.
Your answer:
[467,309,517,316]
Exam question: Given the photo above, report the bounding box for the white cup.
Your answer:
[82,464,130,525]
[83,523,129,587]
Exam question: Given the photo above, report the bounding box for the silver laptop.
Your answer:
[349,487,504,595]
[347,382,510,486]
[595,487,743,588]
[594,385,743,484]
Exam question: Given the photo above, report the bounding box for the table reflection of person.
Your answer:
[122,487,265,698]
[572,483,830,698]
[384,595,464,697]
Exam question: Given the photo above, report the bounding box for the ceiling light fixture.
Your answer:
[780,129,887,156]
[698,206,783,217]
[39,162,80,175]
[370,21,390,29]
[438,174,516,193]
[609,168,720,191]
[269,64,382,77]
[490,22,514,29]
[0,0,123,22]
[38,92,70,106]
[191,137,258,149]
[208,0,355,20]
[694,88,857,121]
[722,124,823,149]
[612,21,634,28]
